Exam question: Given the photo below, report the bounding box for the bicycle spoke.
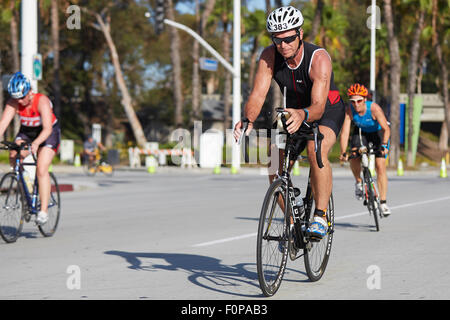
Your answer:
[257,180,289,296]
[0,173,24,243]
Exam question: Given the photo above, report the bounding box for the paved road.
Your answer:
[0,167,449,300]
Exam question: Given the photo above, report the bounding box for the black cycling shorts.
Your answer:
[15,122,61,152]
[271,100,345,138]
[350,127,384,158]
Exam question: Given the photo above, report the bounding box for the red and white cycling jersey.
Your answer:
[18,93,57,127]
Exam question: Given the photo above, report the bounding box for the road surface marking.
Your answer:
[192,195,450,247]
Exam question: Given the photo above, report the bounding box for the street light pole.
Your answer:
[162,1,242,173]
[21,0,38,91]
[231,0,241,174]
[370,0,376,102]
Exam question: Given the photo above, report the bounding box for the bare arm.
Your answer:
[32,96,54,152]
[244,46,275,122]
[285,50,332,133]
[371,102,391,145]
[0,100,18,138]
[339,106,353,158]
[233,45,275,140]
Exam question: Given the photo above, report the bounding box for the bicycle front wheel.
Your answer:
[304,193,335,282]
[364,169,379,231]
[256,179,289,297]
[0,173,24,243]
[38,172,61,237]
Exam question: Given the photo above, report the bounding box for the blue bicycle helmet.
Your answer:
[8,72,31,99]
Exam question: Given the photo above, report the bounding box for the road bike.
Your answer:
[83,149,114,177]
[0,141,61,243]
[242,109,335,297]
[348,128,384,231]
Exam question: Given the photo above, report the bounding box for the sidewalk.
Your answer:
[53,162,448,177]
[0,162,446,182]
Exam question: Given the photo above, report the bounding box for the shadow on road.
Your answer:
[334,222,377,232]
[104,250,305,298]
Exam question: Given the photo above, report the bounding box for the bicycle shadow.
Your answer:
[104,250,306,298]
[334,222,377,232]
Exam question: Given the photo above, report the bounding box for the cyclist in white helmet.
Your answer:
[234,6,345,239]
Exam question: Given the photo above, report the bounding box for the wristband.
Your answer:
[303,108,309,121]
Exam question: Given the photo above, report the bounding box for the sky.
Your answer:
[176,0,290,15]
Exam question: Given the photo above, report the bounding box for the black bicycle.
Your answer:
[348,129,383,231]
[0,141,61,243]
[247,109,335,297]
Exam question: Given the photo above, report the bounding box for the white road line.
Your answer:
[192,233,257,247]
[192,195,450,247]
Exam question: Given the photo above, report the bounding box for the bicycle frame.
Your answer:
[355,129,381,209]
[277,135,315,253]
[12,153,40,215]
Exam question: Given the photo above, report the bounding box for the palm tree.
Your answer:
[51,0,62,119]
[82,6,147,148]
[191,0,217,125]
[8,0,20,135]
[432,0,449,153]
[406,2,426,167]
[166,0,184,128]
[383,0,402,167]
[309,0,324,43]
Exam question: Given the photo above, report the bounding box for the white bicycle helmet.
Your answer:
[266,6,304,33]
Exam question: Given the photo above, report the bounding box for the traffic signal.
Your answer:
[155,0,165,35]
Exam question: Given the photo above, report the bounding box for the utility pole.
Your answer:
[370,0,376,102]
[231,0,241,173]
[21,0,39,91]
[161,0,242,172]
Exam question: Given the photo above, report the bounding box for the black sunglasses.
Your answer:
[272,34,298,45]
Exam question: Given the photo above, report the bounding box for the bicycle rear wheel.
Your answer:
[0,173,24,243]
[364,169,379,231]
[256,179,289,297]
[304,193,335,282]
[38,172,61,237]
[100,162,114,177]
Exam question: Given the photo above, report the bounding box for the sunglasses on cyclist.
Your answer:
[350,98,364,105]
[272,34,298,45]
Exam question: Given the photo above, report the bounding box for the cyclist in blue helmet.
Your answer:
[7,72,32,99]
[0,72,60,225]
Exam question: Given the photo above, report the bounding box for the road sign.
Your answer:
[199,57,218,72]
[32,53,42,80]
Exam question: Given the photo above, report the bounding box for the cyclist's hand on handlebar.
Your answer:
[284,108,305,134]
[233,120,253,142]
[339,152,348,162]
[380,144,389,156]
[31,142,39,155]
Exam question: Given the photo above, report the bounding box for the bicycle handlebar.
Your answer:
[0,141,37,163]
[276,108,324,169]
[237,119,250,163]
[237,118,250,146]
[347,142,384,160]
